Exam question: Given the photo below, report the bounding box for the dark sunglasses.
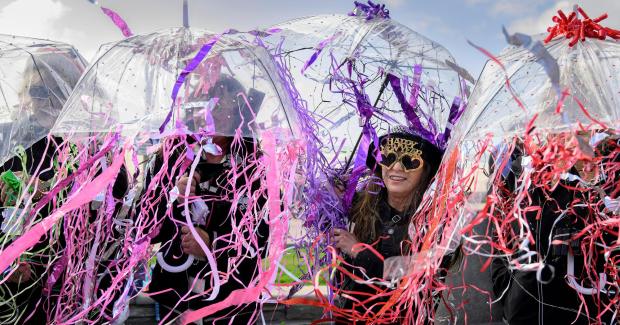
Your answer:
[28,86,50,99]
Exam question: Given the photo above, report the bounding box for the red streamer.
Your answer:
[544,6,620,46]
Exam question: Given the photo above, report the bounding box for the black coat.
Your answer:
[0,137,60,325]
[335,194,414,324]
[491,172,616,325]
[145,141,269,323]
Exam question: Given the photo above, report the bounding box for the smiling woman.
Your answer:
[332,127,445,324]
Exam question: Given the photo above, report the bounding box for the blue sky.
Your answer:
[0,0,618,77]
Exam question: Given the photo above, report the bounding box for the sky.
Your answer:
[0,0,618,78]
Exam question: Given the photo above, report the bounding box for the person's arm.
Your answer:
[351,246,384,279]
[333,228,384,279]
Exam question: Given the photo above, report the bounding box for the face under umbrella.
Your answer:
[53,27,298,142]
[0,35,86,164]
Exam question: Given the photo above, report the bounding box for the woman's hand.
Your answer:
[181,226,211,258]
[332,228,360,258]
[7,263,32,283]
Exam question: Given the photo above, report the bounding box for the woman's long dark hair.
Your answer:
[349,163,434,244]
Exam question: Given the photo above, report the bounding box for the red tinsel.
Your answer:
[545,6,620,47]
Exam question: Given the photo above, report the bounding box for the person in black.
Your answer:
[332,129,445,324]
[143,76,269,324]
[490,133,618,325]
[0,136,60,325]
[0,53,82,324]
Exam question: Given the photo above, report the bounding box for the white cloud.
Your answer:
[509,1,620,36]
[0,0,68,39]
[0,0,119,62]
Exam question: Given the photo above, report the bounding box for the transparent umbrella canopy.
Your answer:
[53,27,298,140]
[264,13,464,161]
[453,35,620,150]
[0,34,86,163]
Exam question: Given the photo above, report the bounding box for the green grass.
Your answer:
[265,247,328,285]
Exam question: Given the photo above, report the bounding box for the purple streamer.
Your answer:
[408,65,422,109]
[341,68,379,211]
[439,96,465,148]
[44,254,68,296]
[342,124,378,211]
[159,35,221,133]
[349,1,390,20]
[301,32,341,74]
[386,73,436,145]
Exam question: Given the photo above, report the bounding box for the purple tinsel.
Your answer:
[349,1,390,20]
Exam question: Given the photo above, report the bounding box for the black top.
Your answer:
[335,193,412,323]
[336,191,459,324]
[491,148,618,325]
[0,137,60,324]
[145,141,269,320]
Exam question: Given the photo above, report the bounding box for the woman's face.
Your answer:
[381,159,425,198]
[379,137,426,198]
[209,85,242,136]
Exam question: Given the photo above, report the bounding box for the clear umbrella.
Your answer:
[258,5,469,322]
[52,27,298,140]
[453,32,620,150]
[264,12,466,162]
[429,7,620,323]
[0,35,86,163]
[40,25,303,324]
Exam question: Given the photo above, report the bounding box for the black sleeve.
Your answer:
[112,166,129,200]
[351,247,384,279]
[491,254,511,300]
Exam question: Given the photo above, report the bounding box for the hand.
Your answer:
[176,172,201,203]
[29,178,49,202]
[7,262,32,283]
[332,228,360,258]
[181,226,211,257]
[332,174,350,198]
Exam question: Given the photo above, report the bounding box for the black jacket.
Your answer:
[144,140,269,322]
[0,137,60,325]
[491,162,617,324]
[335,193,413,324]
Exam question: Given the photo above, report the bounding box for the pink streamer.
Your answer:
[100,7,133,38]
[0,143,129,274]
[181,130,290,324]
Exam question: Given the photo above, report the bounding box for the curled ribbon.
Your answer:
[545,6,620,46]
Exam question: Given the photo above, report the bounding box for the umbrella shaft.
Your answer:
[343,76,389,172]
[183,0,189,28]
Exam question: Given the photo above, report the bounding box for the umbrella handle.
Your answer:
[566,252,606,295]
[156,251,195,273]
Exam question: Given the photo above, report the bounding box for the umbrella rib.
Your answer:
[462,58,532,140]
[250,48,296,134]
